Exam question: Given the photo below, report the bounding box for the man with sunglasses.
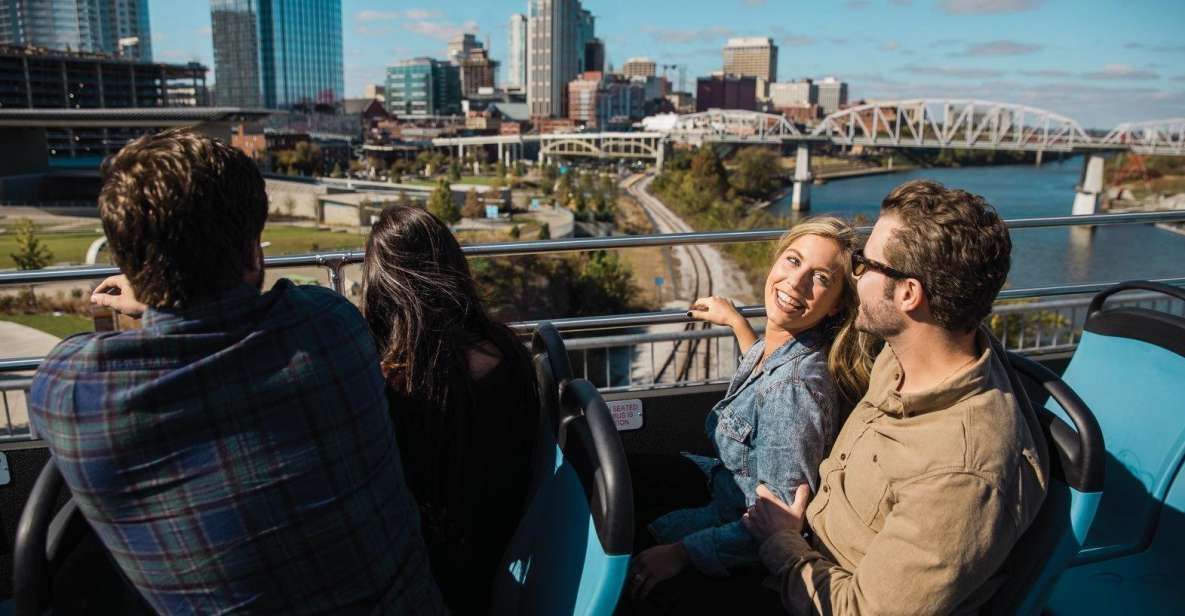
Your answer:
[742,179,1049,615]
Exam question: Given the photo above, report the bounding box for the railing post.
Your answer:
[319,255,349,294]
[793,143,812,211]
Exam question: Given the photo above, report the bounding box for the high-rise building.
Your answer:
[816,76,848,115]
[448,33,479,64]
[0,0,152,60]
[385,57,461,117]
[527,0,590,118]
[696,74,757,112]
[623,57,656,79]
[457,45,499,97]
[576,7,594,73]
[507,13,527,89]
[567,71,643,130]
[210,0,344,109]
[723,37,777,83]
[770,79,816,108]
[583,37,604,73]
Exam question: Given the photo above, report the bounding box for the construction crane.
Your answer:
[661,64,687,93]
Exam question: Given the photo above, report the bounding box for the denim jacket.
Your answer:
[649,327,838,577]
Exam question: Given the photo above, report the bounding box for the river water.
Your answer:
[771,156,1185,290]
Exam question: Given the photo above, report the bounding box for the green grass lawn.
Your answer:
[0,225,367,270]
[404,175,504,187]
[0,312,93,339]
[0,230,103,269]
[260,226,366,255]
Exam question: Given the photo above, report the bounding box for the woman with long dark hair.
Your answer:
[361,204,540,615]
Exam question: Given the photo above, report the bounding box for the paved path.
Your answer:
[0,321,62,434]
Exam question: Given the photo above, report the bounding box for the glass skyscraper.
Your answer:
[385,58,460,117]
[210,0,343,109]
[0,0,153,61]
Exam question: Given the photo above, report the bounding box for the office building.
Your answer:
[507,13,527,89]
[567,71,643,130]
[0,44,207,160]
[770,79,816,108]
[385,57,461,117]
[448,33,479,64]
[0,0,152,60]
[723,37,777,83]
[584,37,604,72]
[696,74,757,112]
[527,0,590,118]
[623,57,656,79]
[363,83,385,103]
[817,76,848,115]
[455,42,498,96]
[210,0,344,109]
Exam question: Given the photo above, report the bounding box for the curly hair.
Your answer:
[880,179,1011,333]
[98,128,268,308]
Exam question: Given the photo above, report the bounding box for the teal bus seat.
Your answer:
[492,326,634,615]
[1045,281,1185,613]
[985,352,1105,615]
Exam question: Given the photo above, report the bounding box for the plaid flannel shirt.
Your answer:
[29,279,444,615]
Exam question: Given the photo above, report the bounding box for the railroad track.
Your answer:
[624,174,714,383]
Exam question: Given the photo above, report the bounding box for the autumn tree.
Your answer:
[462,188,484,219]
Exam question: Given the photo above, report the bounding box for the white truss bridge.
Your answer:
[431,100,1185,162]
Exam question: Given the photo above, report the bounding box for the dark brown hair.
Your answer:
[98,128,268,308]
[360,204,536,496]
[881,179,1011,333]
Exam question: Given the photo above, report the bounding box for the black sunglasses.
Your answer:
[851,249,916,280]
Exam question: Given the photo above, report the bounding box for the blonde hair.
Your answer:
[770,216,879,407]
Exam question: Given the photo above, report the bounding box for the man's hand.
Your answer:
[743,483,812,542]
[629,542,690,600]
[91,275,147,318]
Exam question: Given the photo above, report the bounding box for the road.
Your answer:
[622,173,756,386]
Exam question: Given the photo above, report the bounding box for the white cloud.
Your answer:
[403,20,479,42]
[953,40,1042,56]
[1018,69,1073,78]
[901,64,1006,78]
[938,0,1042,15]
[880,40,901,52]
[1082,64,1160,80]
[645,26,734,45]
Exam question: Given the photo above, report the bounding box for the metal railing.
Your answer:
[560,290,1185,392]
[1,209,1184,438]
[2,209,1184,290]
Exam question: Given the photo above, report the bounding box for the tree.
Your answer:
[731,146,782,198]
[496,160,508,178]
[689,146,728,199]
[428,179,460,224]
[555,173,572,209]
[448,160,462,182]
[538,222,551,240]
[10,218,52,270]
[509,224,521,239]
[462,187,484,219]
[513,160,526,178]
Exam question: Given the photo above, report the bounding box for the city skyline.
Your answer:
[146,0,1184,128]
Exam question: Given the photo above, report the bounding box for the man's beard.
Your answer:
[855,295,905,338]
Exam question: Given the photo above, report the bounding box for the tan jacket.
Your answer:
[759,329,1048,615]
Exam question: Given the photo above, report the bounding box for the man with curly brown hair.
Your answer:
[29,128,444,615]
[744,179,1049,615]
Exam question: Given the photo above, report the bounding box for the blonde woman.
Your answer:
[624,216,877,613]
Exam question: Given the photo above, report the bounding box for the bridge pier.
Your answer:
[1035,149,1044,167]
[1072,154,1106,216]
[792,144,813,211]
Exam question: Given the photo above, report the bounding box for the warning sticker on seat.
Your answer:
[607,398,643,431]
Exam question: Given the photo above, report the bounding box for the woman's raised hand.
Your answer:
[686,296,741,328]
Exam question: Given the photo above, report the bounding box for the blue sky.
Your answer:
[150,0,1185,129]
